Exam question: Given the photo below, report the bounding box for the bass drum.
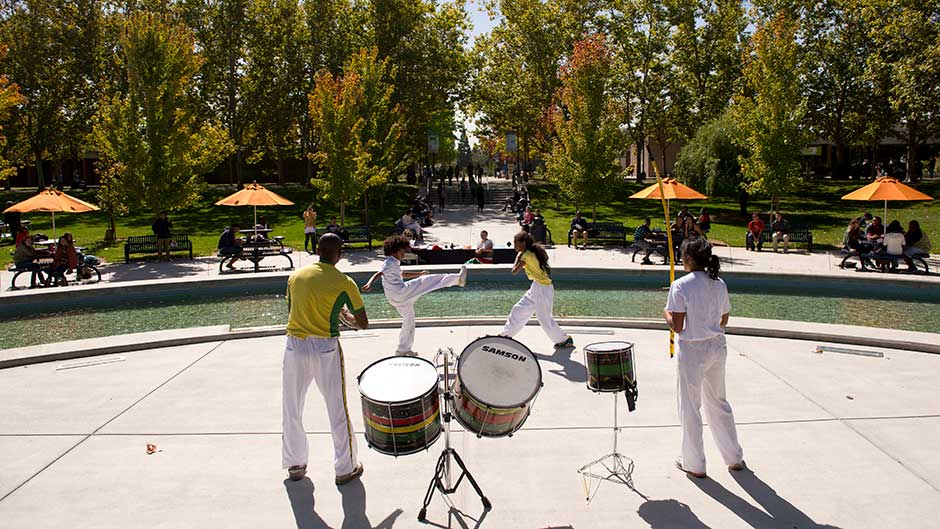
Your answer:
[358,356,441,456]
[454,336,542,438]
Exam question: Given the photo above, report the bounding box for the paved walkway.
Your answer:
[3,184,939,293]
[1,326,938,528]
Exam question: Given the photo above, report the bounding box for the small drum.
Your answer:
[584,341,638,410]
[454,336,542,437]
[358,356,442,456]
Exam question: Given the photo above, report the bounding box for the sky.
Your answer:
[465,0,498,44]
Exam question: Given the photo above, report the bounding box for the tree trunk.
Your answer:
[636,140,645,181]
[591,204,597,223]
[305,158,313,185]
[228,154,236,186]
[907,141,918,183]
[363,192,370,228]
[35,153,45,189]
[339,195,345,227]
[738,187,748,215]
[104,213,117,242]
[236,150,244,186]
[277,156,285,184]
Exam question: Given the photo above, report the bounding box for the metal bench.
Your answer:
[568,222,628,247]
[124,234,194,262]
[745,224,814,252]
[342,226,372,250]
[219,242,293,273]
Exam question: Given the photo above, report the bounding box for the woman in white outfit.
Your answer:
[500,232,573,349]
[664,238,745,479]
[362,235,467,356]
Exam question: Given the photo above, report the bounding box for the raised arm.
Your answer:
[361,271,382,292]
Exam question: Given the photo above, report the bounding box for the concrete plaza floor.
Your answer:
[1,325,939,528]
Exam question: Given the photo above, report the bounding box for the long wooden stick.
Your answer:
[645,146,675,358]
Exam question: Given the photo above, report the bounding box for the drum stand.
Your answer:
[577,392,636,500]
[418,349,490,522]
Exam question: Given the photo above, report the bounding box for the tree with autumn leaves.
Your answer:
[545,35,623,221]
[308,47,404,227]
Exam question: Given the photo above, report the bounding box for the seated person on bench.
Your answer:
[475,230,495,264]
[883,220,915,272]
[13,236,49,284]
[570,211,589,250]
[633,218,658,264]
[905,220,931,257]
[218,223,243,269]
[50,233,79,286]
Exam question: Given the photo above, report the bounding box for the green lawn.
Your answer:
[1,184,420,267]
[527,179,940,248]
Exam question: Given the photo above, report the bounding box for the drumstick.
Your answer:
[645,146,675,359]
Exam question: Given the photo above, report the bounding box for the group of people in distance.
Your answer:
[745,211,791,253]
[843,212,931,272]
[11,231,81,286]
[630,207,710,263]
[281,231,744,487]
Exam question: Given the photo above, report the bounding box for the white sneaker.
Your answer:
[457,265,468,287]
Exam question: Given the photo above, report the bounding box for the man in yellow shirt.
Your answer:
[282,233,369,485]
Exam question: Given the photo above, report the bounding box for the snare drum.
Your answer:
[454,336,542,437]
[584,341,636,393]
[358,356,442,456]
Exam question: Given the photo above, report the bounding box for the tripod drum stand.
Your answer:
[578,341,639,497]
[418,348,490,522]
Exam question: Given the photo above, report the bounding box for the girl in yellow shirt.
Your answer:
[500,232,573,348]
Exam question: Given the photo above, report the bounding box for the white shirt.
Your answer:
[379,256,404,290]
[477,238,494,251]
[883,232,905,255]
[665,271,732,341]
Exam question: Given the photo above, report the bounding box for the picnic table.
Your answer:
[839,239,930,274]
[219,235,293,273]
[0,219,31,241]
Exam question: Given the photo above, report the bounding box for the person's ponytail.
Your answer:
[706,253,721,280]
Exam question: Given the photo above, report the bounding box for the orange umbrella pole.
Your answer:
[646,146,675,359]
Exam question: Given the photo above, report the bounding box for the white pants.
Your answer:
[386,272,461,353]
[500,281,568,344]
[676,334,743,474]
[282,336,358,476]
[772,232,789,251]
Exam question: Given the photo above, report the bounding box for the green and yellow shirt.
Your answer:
[286,262,365,339]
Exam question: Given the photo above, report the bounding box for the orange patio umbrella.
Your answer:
[629,178,709,201]
[215,182,295,228]
[3,187,100,238]
[629,154,708,358]
[841,177,933,222]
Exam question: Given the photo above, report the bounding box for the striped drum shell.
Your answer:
[358,356,441,456]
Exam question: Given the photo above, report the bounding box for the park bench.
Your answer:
[219,241,293,273]
[342,226,372,250]
[744,224,814,252]
[568,222,628,247]
[124,234,194,262]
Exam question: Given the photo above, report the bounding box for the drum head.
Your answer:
[458,336,541,408]
[359,356,438,403]
[585,341,634,354]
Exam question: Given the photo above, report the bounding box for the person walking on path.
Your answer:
[500,232,573,349]
[665,238,745,479]
[437,180,446,212]
[303,206,317,254]
[476,182,485,212]
[282,233,368,485]
[361,235,467,356]
[152,211,172,261]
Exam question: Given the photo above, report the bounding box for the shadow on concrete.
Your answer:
[422,506,489,529]
[102,259,214,282]
[284,478,330,529]
[284,477,403,529]
[694,470,843,529]
[638,499,713,529]
[534,345,587,383]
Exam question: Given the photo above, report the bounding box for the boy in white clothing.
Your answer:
[362,235,467,355]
